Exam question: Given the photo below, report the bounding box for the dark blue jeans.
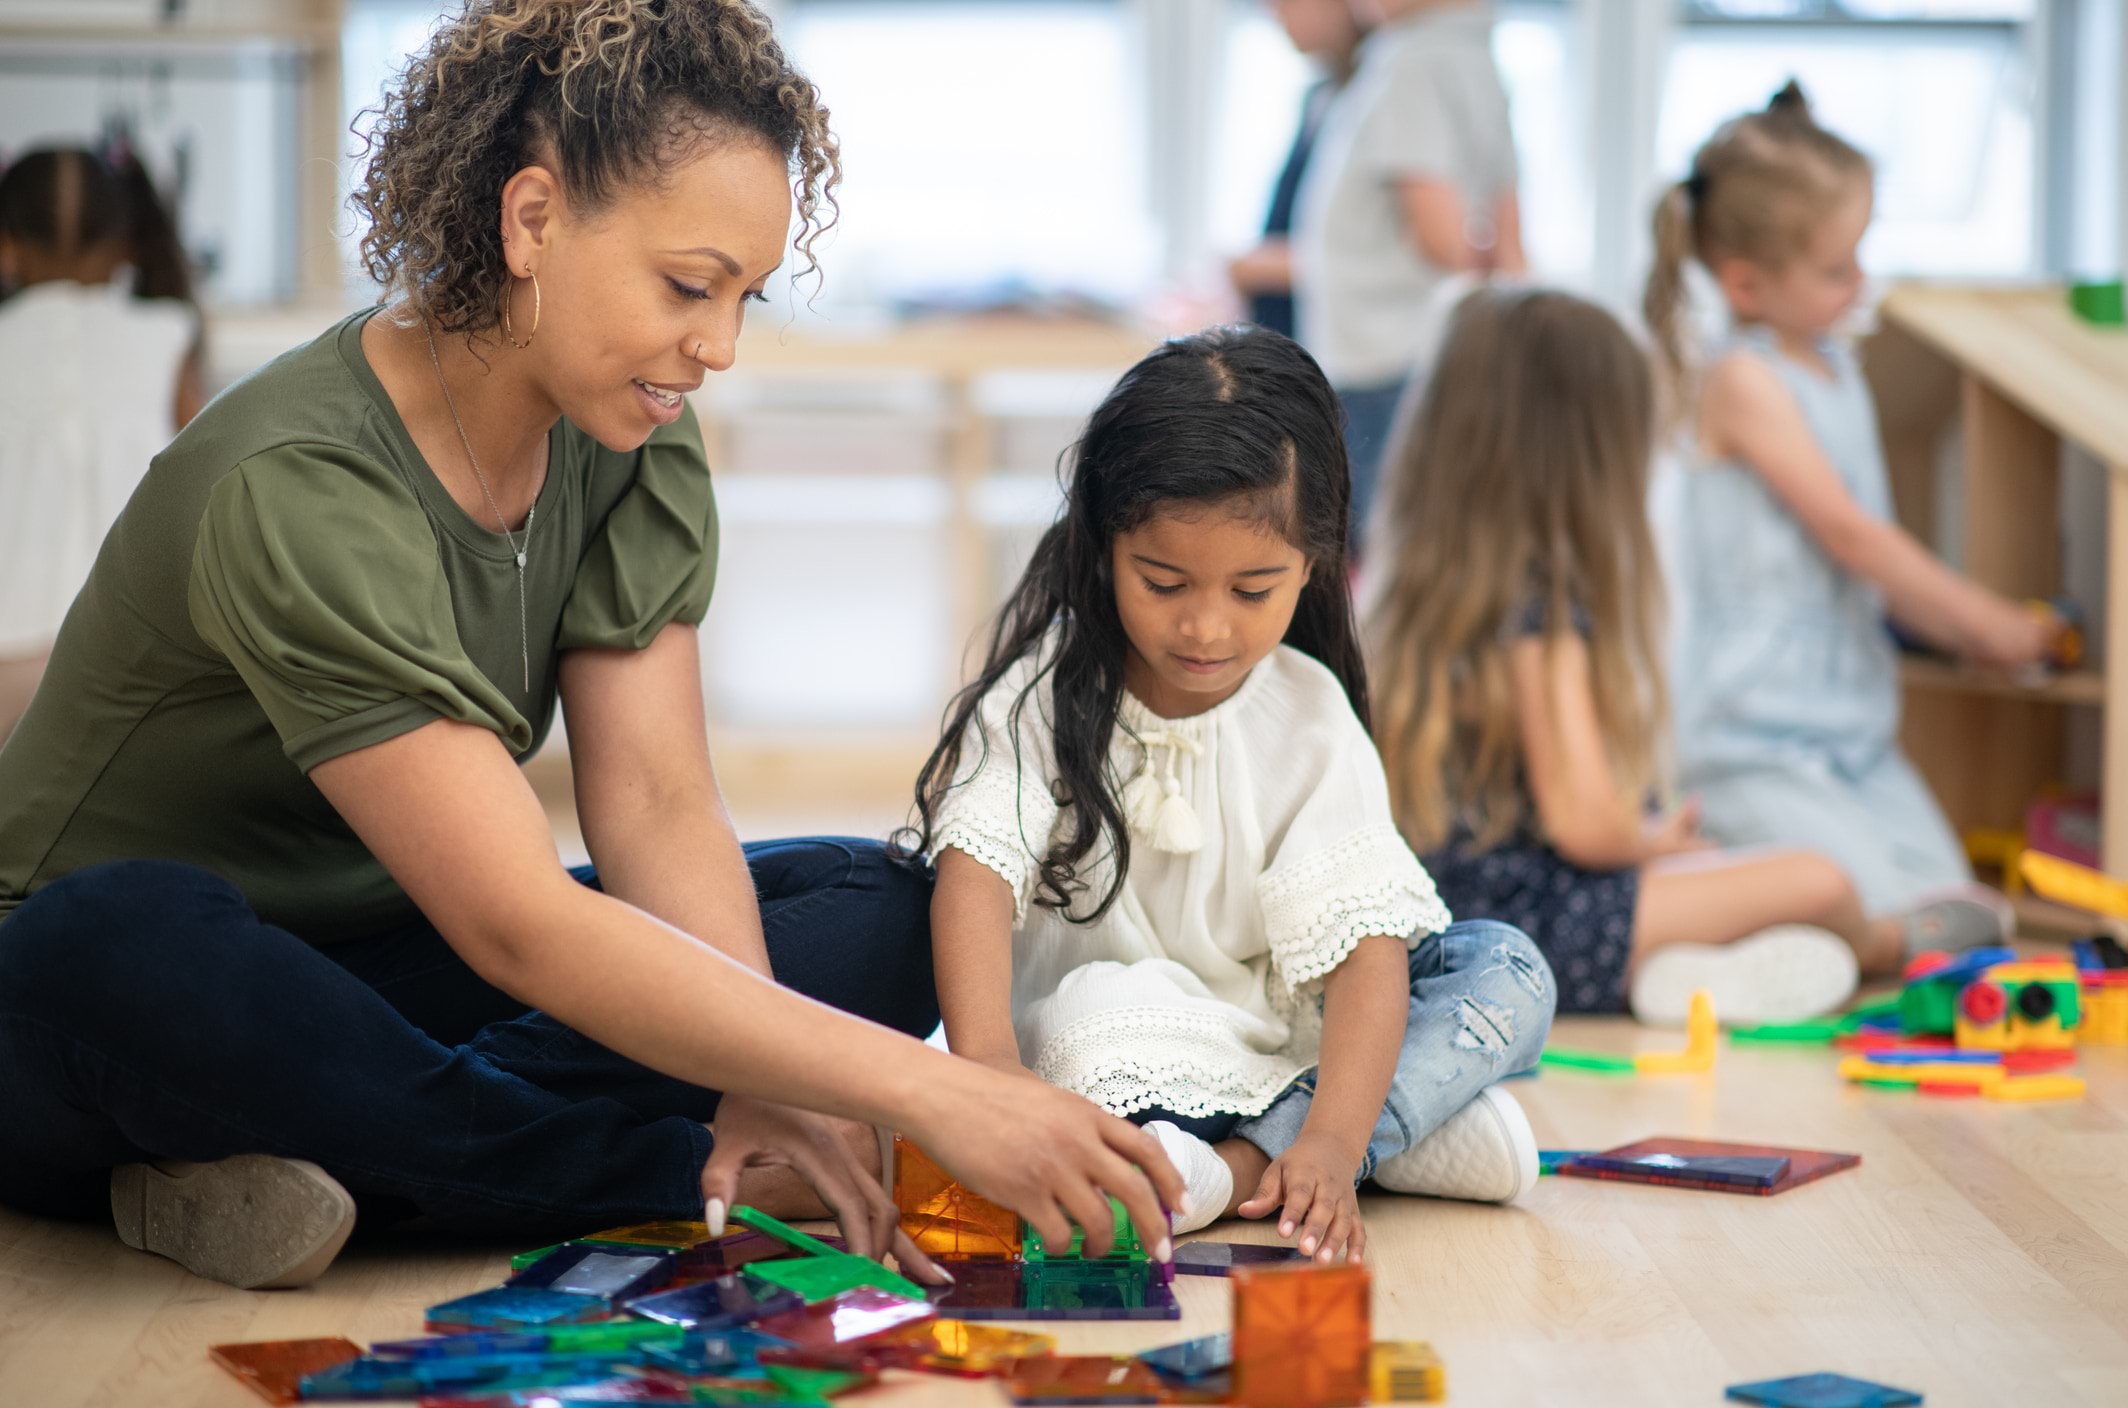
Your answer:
[1338,378,1410,555]
[0,839,936,1238]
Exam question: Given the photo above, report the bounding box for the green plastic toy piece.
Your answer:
[1835,996,1903,1036]
[1021,1196,1145,1262]
[1727,1020,1842,1044]
[2071,280,2125,325]
[765,1363,869,1400]
[1537,1047,1637,1074]
[1898,978,1960,1038]
[539,1319,687,1354]
[729,1204,928,1302]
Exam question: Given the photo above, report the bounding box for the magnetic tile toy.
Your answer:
[425,1287,612,1333]
[1230,1263,1371,1408]
[1003,1354,1169,1404]
[509,1245,675,1301]
[1369,1341,1445,1402]
[1169,1241,1307,1277]
[1724,1371,1923,1407]
[893,1134,1022,1258]
[626,1274,803,1331]
[209,1338,364,1404]
[1135,1332,1231,1380]
[750,1286,939,1351]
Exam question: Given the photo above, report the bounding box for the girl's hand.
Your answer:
[1643,798,1711,859]
[1969,600,2060,671]
[1235,1129,1366,1264]
[903,1066,1183,1264]
[699,1095,948,1286]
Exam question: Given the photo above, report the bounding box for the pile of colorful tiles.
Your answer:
[208,1139,1445,1405]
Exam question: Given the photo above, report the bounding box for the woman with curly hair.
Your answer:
[0,0,1178,1290]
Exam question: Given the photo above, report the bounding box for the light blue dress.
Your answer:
[1671,327,1970,913]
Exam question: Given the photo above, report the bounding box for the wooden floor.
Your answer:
[3,1012,2125,1407]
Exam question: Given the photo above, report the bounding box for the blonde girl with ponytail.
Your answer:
[1652,82,2053,937]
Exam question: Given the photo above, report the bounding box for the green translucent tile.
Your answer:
[1022,1198,1144,1263]
[726,1206,927,1303]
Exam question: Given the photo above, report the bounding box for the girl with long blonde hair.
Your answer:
[1369,287,1970,1022]
[1651,83,2047,936]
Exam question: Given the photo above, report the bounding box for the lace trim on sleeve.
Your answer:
[1258,822,1451,990]
[926,739,1053,925]
[1032,1006,1309,1118]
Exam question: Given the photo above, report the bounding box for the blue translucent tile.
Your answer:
[510,1244,677,1301]
[1136,1332,1232,1380]
[626,1274,804,1330]
[1725,1372,1924,1408]
[425,1286,611,1331]
[637,1328,789,1376]
[296,1352,619,1399]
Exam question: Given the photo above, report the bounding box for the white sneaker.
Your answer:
[111,1155,355,1289]
[1371,1086,1539,1205]
[1629,925,1858,1028]
[1143,1121,1233,1235]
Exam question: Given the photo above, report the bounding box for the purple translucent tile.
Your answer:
[1168,1241,1307,1278]
[927,1259,1180,1322]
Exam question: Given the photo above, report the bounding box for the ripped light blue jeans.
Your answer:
[1130,920,1556,1184]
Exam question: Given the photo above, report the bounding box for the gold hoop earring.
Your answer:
[503,268,540,349]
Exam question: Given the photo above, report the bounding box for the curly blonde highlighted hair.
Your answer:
[351,0,839,334]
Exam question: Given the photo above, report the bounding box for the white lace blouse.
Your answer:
[927,635,1451,1118]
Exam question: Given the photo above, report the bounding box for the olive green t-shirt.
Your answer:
[0,308,717,943]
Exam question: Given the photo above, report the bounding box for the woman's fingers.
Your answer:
[891,1228,953,1287]
[1020,1198,1076,1258]
[1056,1174,1121,1259]
[1104,1117,1186,1217]
[1086,1144,1176,1260]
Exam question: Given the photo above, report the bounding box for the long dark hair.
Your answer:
[900,324,1369,922]
[0,143,195,304]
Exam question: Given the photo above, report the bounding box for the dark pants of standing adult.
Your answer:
[1338,379,1410,555]
[0,839,937,1240]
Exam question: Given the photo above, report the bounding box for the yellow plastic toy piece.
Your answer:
[2083,983,2128,1044]
[2020,850,2128,917]
[1964,828,2027,894]
[1370,1341,1445,1402]
[1982,1073,2086,1102]
[1633,990,1718,1074]
[1953,960,2080,1053]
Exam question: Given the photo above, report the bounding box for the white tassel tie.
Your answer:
[1124,728,1204,854]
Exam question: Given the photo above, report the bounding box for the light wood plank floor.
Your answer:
[3,1013,2124,1407]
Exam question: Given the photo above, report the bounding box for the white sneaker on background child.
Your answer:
[1629,924,1858,1028]
[1900,884,2014,956]
[1371,1086,1540,1205]
[1143,1120,1233,1235]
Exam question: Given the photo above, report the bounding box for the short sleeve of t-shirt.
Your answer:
[557,406,719,651]
[188,445,527,771]
[1348,38,1518,193]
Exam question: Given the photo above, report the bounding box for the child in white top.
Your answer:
[905,325,1555,1262]
[0,145,202,739]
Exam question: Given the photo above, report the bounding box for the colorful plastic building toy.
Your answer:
[2074,936,2128,1044]
[728,1204,929,1302]
[2070,279,2125,325]
[893,1134,1022,1259]
[1135,1332,1232,1381]
[1952,959,2080,1050]
[424,1286,613,1333]
[1023,1195,1146,1262]
[1981,1072,2087,1102]
[926,1256,1182,1321]
[750,1286,939,1352]
[1231,1263,1372,1408]
[1542,989,1717,1075]
[625,1274,803,1330]
[509,1244,676,1302]
[209,1338,364,1404]
[1369,1341,1445,1402]
[1559,1139,1859,1196]
[1725,1370,1922,1406]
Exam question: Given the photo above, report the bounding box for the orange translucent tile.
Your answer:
[893,1134,1022,1258]
[880,1319,1057,1374]
[1231,1264,1372,1408]
[209,1338,363,1404]
[1004,1354,1169,1403]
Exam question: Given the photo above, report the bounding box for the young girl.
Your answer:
[1647,83,2052,922]
[1367,287,2002,1022]
[904,325,1555,1262]
[0,142,204,740]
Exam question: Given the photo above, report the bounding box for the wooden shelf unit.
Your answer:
[1869,284,2128,877]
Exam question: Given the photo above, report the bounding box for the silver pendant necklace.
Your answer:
[424,319,548,692]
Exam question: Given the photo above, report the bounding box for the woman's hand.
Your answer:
[699,1094,948,1285]
[902,1066,1184,1264]
[1236,1128,1365,1264]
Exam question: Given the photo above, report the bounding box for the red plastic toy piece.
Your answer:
[1961,980,2007,1024]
